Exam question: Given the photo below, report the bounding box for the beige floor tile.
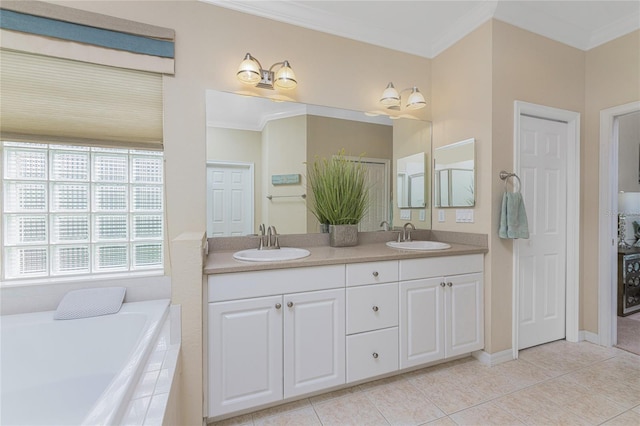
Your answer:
[363,378,445,425]
[253,407,320,426]
[251,399,311,422]
[425,417,457,426]
[309,386,361,405]
[313,392,389,425]
[633,405,640,415]
[449,402,525,426]
[601,409,640,426]
[493,387,591,426]
[210,413,254,426]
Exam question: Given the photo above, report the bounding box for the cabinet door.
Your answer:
[400,278,445,368]
[445,273,484,357]
[208,296,283,417]
[283,288,345,398]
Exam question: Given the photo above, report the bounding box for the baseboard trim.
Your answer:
[472,349,514,366]
[579,330,601,345]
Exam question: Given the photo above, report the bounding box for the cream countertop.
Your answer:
[204,239,487,275]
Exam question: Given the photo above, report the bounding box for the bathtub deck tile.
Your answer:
[155,369,172,394]
[135,370,160,399]
[143,392,169,426]
[122,396,151,426]
[146,350,166,372]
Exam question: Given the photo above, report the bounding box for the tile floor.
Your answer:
[210,341,640,426]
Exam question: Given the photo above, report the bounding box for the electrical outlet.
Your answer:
[438,210,445,222]
[400,209,411,220]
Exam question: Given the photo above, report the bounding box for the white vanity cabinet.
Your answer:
[399,254,484,369]
[207,265,345,417]
[345,261,399,383]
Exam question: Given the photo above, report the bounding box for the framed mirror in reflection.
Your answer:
[205,90,432,237]
[433,138,475,207]
[397,152,426,208]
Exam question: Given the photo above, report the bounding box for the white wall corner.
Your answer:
[472,348,514,366]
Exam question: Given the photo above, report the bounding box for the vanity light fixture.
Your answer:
[237,53,297,90]
[379,82,426,110]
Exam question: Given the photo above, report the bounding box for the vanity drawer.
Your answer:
[399,254,483,281]
[346,260,398,287]
[346,282,398,334]
[346,327,398,383]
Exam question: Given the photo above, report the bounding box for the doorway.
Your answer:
[598,102,640,348]
[512,101,581,357]
[345,156,390,232]
[206,161,254,237]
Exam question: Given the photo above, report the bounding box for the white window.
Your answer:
[2,142,164,280]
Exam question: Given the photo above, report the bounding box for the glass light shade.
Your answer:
[380,82,400,107]
[406,87,426,110]
[274,61,297,89]
[237,54,261,85]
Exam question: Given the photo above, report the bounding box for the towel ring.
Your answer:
[499,170,521,192]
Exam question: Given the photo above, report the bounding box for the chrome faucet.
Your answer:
[379,220,391,231]
[401,222,416,242]
[263,225,280,250]
[258,224,266,250]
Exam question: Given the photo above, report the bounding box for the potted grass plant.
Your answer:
[307,150,369,247]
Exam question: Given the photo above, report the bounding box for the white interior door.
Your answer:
[206,162,253,237]
[357,159,389,232]
[517,115,568,350]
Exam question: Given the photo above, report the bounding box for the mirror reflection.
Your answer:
[397,152,426,208]
[206,90,432,237]
[434,138,475,207]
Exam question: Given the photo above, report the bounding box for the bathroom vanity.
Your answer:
[204,235,486,420]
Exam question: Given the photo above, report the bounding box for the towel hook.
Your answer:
[499,170,521,192]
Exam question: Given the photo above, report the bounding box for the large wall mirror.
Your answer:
[205,90,432,237]
[434,138,475,207]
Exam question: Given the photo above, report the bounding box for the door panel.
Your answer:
[206,163,253,237]
[517,116,568,350]
[283,288,345,398]
[446,273,484,357]
[358,161,389,232]
[208,296,282,416]
[400,278,444,368]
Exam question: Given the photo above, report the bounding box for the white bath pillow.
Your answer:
[54,287,126,320]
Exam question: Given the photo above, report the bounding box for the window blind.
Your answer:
[0,49,163,149]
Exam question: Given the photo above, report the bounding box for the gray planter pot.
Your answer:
[329,224,358,247]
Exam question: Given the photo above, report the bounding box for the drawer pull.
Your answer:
[440,282,446,287]
[275,303,282,309]
[372,305,379,312]
[447,282,453,287]
[287,301,294,308]
[372,271,379,277]
[372,352,379,359]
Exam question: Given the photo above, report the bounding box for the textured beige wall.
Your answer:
[618,112,640,193]
[584,30,640,333]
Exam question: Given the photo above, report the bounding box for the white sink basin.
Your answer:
[233,247,311,262]
[386,241,451,251]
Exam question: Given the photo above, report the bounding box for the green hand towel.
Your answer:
[499,192,530,239]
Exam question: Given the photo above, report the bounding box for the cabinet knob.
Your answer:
[275,303,282,309]
[447,282,453,287]
[372,352,379,359]
[287,301,294,308]
[372,271,379,277]
[440,282,446,287]
[372,305,379,312]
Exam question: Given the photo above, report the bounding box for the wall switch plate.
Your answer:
[438,210,445,222]
[455,209,474,223]
[400,209,411,220]
[419,210,426,221]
